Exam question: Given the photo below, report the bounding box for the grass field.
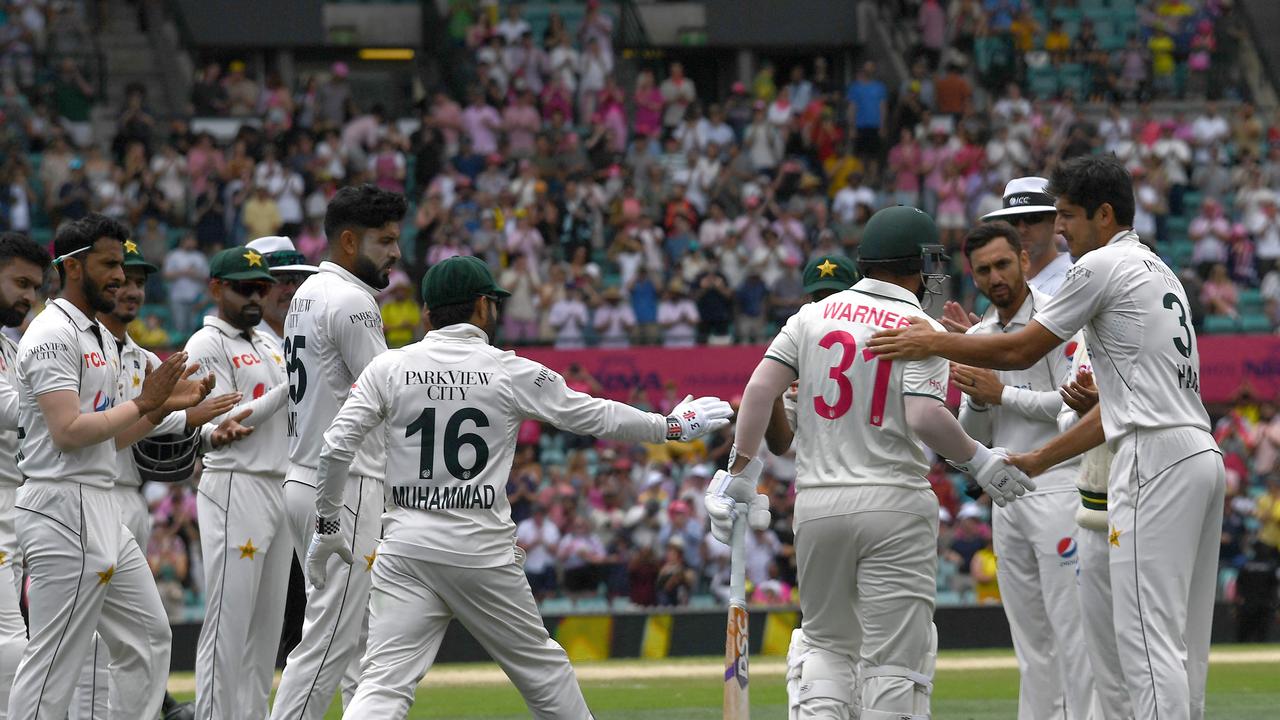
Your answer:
[170,645,1280,718]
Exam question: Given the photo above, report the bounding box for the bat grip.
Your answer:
[728,501,748,605]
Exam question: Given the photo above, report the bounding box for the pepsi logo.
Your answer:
[1056,537,1078,559]
[92,390,111,412]
[252,383,266,399]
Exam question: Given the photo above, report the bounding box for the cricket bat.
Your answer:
[723,502,750,720]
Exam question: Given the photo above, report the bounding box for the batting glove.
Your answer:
[667,394,734,442]
[948,444,1036,507]
[306,516,353,589]
[705,457,770,544]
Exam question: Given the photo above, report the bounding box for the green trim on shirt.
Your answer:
[763,355,798,374]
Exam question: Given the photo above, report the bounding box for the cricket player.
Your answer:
[306,255,734,718]
[245,235,318,349]
[708,206,1035,720]
[952,221,1097,719]
[9,214,211,720]
[0,233,49,719]
[188,247,295,720]
[73,240,242,720]
[1056,339,1133,719]
[272,184,405,720]
[870,155,1225,720]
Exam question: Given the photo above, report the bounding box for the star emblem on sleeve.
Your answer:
[816,259,837,277]
[238,539,258,560]
[132,374,140,388]
[1108,526,1121,548]
[0,551,8,566]
[364,550,377,571]
[97,565,115,586]
[244,249,264,267]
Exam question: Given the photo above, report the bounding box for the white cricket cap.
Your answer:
[957,502,986,521]
[981,176,1059,221]
[246,235,319,274]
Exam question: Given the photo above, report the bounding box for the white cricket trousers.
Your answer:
[992,487,1098,719]
[9,482,170,720]
[70,485,154,720]
[0,486,26,720]
[794,485,938,719]
[195,471,292,720]
[343,550,593,719]
[270,475,382,720]
[1109,431,1224,720]
[1076,526,1133,719]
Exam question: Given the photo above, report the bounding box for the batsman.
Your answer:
[706,207,1035,720]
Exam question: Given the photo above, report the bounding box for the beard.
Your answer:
[0,303,26,327]
[354,253,391,290]
[232,304,262,329]
[83,273,116,313]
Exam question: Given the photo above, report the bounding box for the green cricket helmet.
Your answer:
[857,205,949,299]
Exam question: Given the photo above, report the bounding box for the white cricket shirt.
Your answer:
[959,286,1079,492]
[764,278,949,491]
[112,332,188,487]
[0,334,22,487]
[319,323,667,568]
[186,316,289,477]
[1035,230,1216,472]
[17,299,122,488]
[285,262,388,480]
[1028,251,1073,296]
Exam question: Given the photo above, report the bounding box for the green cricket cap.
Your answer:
[122,238,159,274]
[802,254,857,295]
[858,205,940,261]
[209,246,277,282]
[420,255,510,308]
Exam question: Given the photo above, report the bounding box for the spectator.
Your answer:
[660,62,696,134]
[547,285,590,349]
[593,286,635,348]
[557,516,606,601]
[917,0,946,70]
[55,157,91,223]
[657,279,698,347]
[242,185,282,240]
[845,61,887,177]
[934,63,972,118]
[379,274,421,348]
[191,62,228,115]
[517,504,561,602]
[162,234,210,339]
[1201,263,1240,319]
[224,60,260,116]
[53,58,95,146]
[655,536,697,606]
[461,88,502,156]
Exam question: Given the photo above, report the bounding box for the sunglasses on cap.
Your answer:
[223,279,273,297]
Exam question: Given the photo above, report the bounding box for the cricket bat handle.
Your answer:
[724,503,749,720]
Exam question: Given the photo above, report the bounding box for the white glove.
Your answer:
[667,394,734,442]
[949,444,1036,507]
[705,458,769,544]
[306,516,353,589]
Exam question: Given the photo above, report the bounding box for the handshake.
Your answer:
[949,444,1036,507]
[704,456,772,545]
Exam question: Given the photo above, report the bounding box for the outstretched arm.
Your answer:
[869,317,1063,371]
[1008,404,1106,478]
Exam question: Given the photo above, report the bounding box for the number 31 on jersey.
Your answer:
[814,330,893,426]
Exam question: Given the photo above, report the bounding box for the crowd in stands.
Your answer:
[0,0,1276,615]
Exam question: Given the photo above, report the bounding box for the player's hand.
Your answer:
[940,301,979,333]
[868,316,939,360]
[949,444,1036,507]
[136,352,187,415]
[1004,450,1050,478]
[951,363,1004,406]
[185,392,242,428]
[162,365,215,413]
[1060,368,1099,415]
[705,458,768,544]
[210,408,254,449]
[667,394,734,442]
[307,518,353,590]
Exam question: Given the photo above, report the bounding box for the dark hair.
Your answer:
[426,298,477,329]
[963,221,1023,260]
[857,256,922,279]
[0,232,51,273]
[1046,154,1135,226]
[323,183,408,241]
[52,214,129,281]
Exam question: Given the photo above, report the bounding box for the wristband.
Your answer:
[665,416,682,441]
[316,516,340,535]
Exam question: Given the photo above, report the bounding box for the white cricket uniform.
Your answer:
[1035,230,1224,720]
[257,320,284,350]
[1028,252,1073,296]
[959,287,1097,720]
[9,299,171,720]
[272,262,388,720]
[71,331,188,720]
[320,323,670,719]
[1059,339,1133,720]
[0,334,25,720]
[765,278,942,718]
[188,316,292,720]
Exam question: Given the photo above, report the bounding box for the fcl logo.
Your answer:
[83,352,107,368]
